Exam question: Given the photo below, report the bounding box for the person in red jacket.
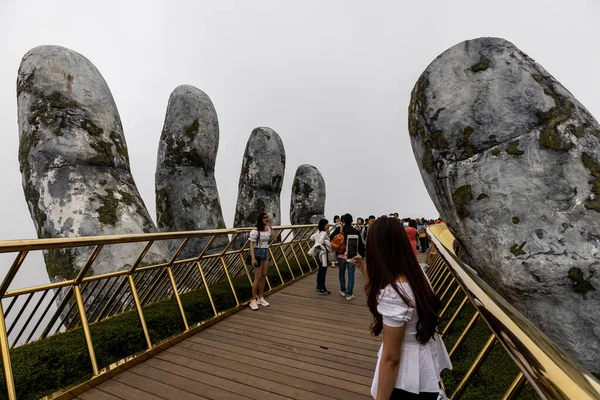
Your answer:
[405,219,419,259]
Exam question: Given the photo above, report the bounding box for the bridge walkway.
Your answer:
[77,270,379,400]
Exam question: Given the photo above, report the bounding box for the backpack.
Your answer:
[331,227,346,253]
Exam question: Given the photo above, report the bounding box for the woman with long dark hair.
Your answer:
[248,212,276,311]
[308,218,332,295]
[353,216,451,399]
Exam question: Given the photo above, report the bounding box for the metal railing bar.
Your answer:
[448,313,481,358]
[72,279,103,329]
[127,275,152,350]
[501,372,526,400]
[440,295,470,336]
[92,276,128,323]
[25,287,61,345]
[127,241,155,274]
[56,281,91,333]
[219,257,239,306]
[74,245,104,284]
[11,289,49,348]
[450,334,497,399]
[0,303,16,400]
[439,279,456,302]
[168,238,191,266]
[39,287,74,340]
[197,261,217,317]
[167,266,189,331]
[6,292,34,337]
[86,276,117,323]
[434,270,452,293]
[0,251,28,297]
[269,248,285,284]
[3,296,18,318]
[438,286,461,319]
[73,284,99,375]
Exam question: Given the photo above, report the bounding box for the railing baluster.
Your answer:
[269,248,285,284]
[127,275,152,349]
[0,303,16,400]
[450,334,497,399]
[439,278,456,302]
[197,261,218,317]
[441,296,469,336]
[167,266,189,331]
[25,288,61,345]
[73,284,98,375]
[501,371,526,400]
[220,257,239,306]
[11,290,49,348]
[438,286,461,319]
[448,313,481,358]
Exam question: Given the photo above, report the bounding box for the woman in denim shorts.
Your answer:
[248,212,276,311]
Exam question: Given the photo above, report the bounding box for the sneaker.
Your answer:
[346,295,355,301]
[322,288,331,295]
[315,287,321,292]
[257,297,270,307]
[339,290,346,297]
[249,299,259,311]
[318,290,329,295]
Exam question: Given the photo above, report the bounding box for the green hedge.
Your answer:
[0,255,310,400]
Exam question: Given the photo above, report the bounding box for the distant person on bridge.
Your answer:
[248,212,277,311]
[308,218,333,295]
[330,213,365,301]
[405,219,418,259]
[353,216,451,399]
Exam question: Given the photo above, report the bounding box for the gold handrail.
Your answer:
[428,223,600,399]
[0,224,318,400]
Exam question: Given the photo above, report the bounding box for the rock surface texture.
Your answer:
[156,85,228,256]
[409,38,600,372]
[233,128,285,246]
[290,164,326,224]
[17,45,167,283]
[409,37,600,372]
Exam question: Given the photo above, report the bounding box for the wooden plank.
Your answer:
[114,370,208,400]
[173,341,371,398]
[214,319,377,361]
[77,388,122,400]
[93,379,165,400]
[157,349,337,400]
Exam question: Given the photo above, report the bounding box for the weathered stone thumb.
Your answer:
[290,164,326,224]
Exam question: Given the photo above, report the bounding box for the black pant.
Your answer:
[316,258,328,289]
[390,388,438,399]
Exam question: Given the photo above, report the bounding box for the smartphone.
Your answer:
[346,234,359,263]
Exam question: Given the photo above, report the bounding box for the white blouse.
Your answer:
[371,282,452,397]
[249,228,272,248]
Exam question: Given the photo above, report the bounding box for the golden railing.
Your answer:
[427,223,600,399]
[0,224,318,400]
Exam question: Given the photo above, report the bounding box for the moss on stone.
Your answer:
[491,148,501,156]
[452,185,472,218]
[470,56,490,72]
[512,217,520,224]
[156,188,171,229]
[533,73,574,151]
[110,131,129,161]
[510,241,526,256]
[568,267,596,294]
[581,153,600,212]
[186,119,199,136]
[506,140,525,156]
[45,248,77,280]
[95,189,119,225]
[81,119,103,136]
[477,193,488,201]
[248,198,267,225]
[457,126,476,160]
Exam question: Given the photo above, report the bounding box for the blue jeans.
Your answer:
[338,258,355,296]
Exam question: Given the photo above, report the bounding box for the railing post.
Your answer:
[450,334,497,399]
[197,262,218,317]
[0,303,16,400]
[74,284,99,375]
[166,266,189,331]
[127,275,152,349]
[269,248,285,284]
[219,257,239,306]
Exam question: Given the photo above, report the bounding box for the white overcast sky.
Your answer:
[1,0,600,246]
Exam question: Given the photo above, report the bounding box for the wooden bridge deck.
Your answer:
[77,270,380,400]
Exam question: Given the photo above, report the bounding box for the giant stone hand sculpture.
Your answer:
[409,37,600,373]
[156,85,229,257]
[17,45,168,283]
[290,164,326,224]
[233,128,285,247]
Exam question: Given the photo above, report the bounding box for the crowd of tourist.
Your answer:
[246,210,451,399]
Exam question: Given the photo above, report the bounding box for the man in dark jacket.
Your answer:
[329,213,364,301]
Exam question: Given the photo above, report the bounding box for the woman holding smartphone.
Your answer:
[248,212,277,311]
[353,216,451,399]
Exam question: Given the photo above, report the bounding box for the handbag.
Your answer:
[246,252,262,267]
